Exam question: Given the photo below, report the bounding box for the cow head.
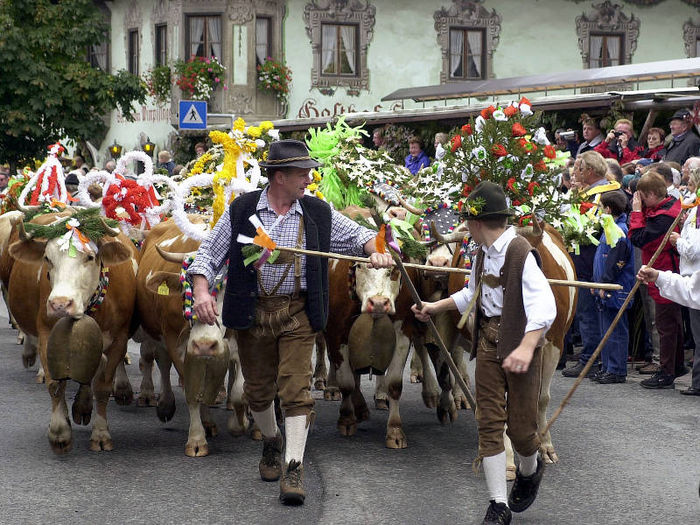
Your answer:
[425,221,469,285]
[9,218,132,319]
[354,263,401,318]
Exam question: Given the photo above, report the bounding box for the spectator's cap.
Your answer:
[636,158,653,168]
[259,139,320,169]
[461,181,514,219]
[621,174,635,189]
[669,108,691,123]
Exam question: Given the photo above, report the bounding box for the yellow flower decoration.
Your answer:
[247,126,262,139]
[233,117,246,132]
[260,121,274,133]
[315,190,325,201]
[312,170,321,183]
[189,151,213,176]
[210,130,243,226]
[307,183,318,192]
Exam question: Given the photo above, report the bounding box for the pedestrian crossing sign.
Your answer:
[179,100,207,130]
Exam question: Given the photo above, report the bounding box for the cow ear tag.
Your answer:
[158,282,170,295]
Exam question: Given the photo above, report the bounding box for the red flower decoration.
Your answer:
[511,123,527,137]
[534,160,548,172]
[518,214,533,226]
[462,184,473,197]
[513,199,523,206]
[579,202,595,214]
[519,96,532,107]
[504,105,518,118]
[491,144,508,157]
[481,105,496,120]
[506,177,517,192]
[527,181,539,196]
[461,124,473,135]
[102,179,154,226]
[451,134,462,152]
[543,144,557,159]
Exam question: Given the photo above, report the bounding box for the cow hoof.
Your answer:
[36,370,46,384]
[157,392,176,422]
[251,428,263,441]
[22,352,35,368]
[421,392,439,409]
[324,388,341,401]
[17,334,25,346]
[137,391,157,407]
[313,378,326,391]
[506,466,516,481]
[356,406,370,423]
[338,418,357,436]
[454,394,471,411]
[89,437,114,452]
[185,440,209,457]
[113,383,134,406]
[203,420,218,438]
[409,373,422,384]
[374,397,389,411]
[437,403,458,425]
[71,385,93,426]
[49,437,73,455]
[385,427,407,449]
[542,447,559,464]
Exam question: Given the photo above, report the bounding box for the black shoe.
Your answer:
[508,456,544,513]
[482,500,512,525]
[590,368,605,382]
[562,362,596,378]
[597,372,626,384]
[680,387,700,396]
[640,371,675,389]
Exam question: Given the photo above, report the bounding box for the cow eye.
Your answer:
[86,254,95,262]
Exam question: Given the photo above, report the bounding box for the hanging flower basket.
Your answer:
[174,56,227,101]
[257,57,292,101]
[144,65,172,105]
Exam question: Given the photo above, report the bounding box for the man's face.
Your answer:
[615,122,633,140]
[409,142,421,157]
[281,168,311,200]
[669,119,690,137]
[582,124,600,142]
[0,172,8,190]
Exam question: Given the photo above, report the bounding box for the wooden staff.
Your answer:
[274,245,623,291]
[543,209,685,437]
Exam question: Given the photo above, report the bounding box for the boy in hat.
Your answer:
[412,181,556,525]
[187,139,393,505]
[663,108,700,166]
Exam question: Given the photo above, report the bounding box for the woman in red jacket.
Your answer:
[629,171,684,389]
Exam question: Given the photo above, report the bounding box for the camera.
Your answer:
[558,130,576,141]
[612,130,624,137]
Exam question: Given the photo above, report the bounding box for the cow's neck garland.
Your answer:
[86,266,110,313]
[180,255,227,321]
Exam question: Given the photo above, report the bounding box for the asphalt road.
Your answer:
[0,305,698,525]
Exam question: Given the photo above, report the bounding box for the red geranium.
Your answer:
[451,134,462,152]
[519,96,532,107]
[534,160,548,172]
[513,199,523,206]
[543,144,557,159]
[462,184,472,197]
[504,105,518,118]
[481,105,496,120]
[461,123,473,135]
[518,214,533,226]
[511,123,527,137]
[527,181,540,196]
[506,177,517,191]
[491,144,508,157]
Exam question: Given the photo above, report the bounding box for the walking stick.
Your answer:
[543,209,685,437]
[369,210,478,416]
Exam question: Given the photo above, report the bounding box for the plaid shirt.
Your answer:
[187,188,376,295]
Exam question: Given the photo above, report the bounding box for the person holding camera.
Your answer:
[594,118,641,164]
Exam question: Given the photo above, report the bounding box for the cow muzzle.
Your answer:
[189,338,220,358]
[365,295,392,318]
[47,297,79,318]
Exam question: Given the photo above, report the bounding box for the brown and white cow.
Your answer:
[136,218,250,457]
[7,212,138,453]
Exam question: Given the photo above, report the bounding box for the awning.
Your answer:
[381,58,700,103]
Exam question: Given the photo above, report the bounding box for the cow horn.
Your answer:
[16,220,32,241]
[155,244,192,264]
[531,210,542,237]
[16,202,41,213]
[430,221,468,244]
[397,194,424,216]
[100,217,121,237]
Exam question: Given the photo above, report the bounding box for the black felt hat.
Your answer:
[462,181,514,219]
[669,108,691,123]
[259,139,320,169]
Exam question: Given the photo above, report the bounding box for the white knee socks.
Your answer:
[251,404,278,439]
[284,414,309,465]
[519,451,539,477]
[483,451,508,505]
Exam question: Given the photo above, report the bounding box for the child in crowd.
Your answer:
[592,190,636,383]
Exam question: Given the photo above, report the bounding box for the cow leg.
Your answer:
[385,336,409,449]
[450,337,471,410]
[336,344,358,436]
[409,346,423,383]
[201,404,218,438]
[538,340,560,464]
[503,429,517,481]
[374,374,388,410]
[226,339,250,437]
[137,337,158,407]
[352,373,370,423]
[324,357,341,401]
[21,333,36,367]
[427,344,458,425]
[185,401,209,457]
[71,383,93,426]
[313,332,328,391]
[90,355,114,452]
[413,337,440,409]
[112,358,133,406]
[47,379,72,454]
[155,342,176,423]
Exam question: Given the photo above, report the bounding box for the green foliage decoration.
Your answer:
[24,207,119,243]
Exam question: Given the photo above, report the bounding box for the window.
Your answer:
[255,16,271,67]
[321,24,357,77]
[187,15,222,59]
[127,30,139,75]
[589,33,623,68]
[87,40,109,71]
[155,24,167,66]
[448,28,485,80]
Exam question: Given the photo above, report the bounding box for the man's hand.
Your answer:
[605,130,616,143]
[632,191,642,212]
[637,265,659,285]
[502,345,535,374]
[368,252,394,268]
[669,231,680,247]
[411,302,436,322]
[192,275,218,325]
[618,134,629,149]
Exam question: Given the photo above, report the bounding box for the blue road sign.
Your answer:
[179,100,207,130]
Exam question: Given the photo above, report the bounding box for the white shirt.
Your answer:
[667,185,681,200]
[676,207,700,276]
[450,226,556,334]
[656,270,700,310]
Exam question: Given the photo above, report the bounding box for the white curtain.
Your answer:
[208,17,222,58]
[340,26,355,74]
[449,29,463,77]
[589,35,603,68]
[255,18,268,64]
[190,17,205,57]
[90,43,107,70]
[607,36,620,66]
[467,30,482,78]
[322,25,336,73]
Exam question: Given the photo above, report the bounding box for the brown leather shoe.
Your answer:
[279,460,305,505]
[638,362,660,375]
[259,433,283,482]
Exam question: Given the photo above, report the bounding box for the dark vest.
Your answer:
[469,235,543,360]
[221,190,332,331]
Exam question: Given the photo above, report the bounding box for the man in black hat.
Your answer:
[412,181,556,525]
[187,139,393,506]
[663,108,700,165]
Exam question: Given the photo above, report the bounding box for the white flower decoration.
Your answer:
[551,217,562,230]
[521,164,534,178]
[493,109,507,121]
[475,115,486,133]
[532,127,550,145]
[471,146,487,161]
[519,102,533,117]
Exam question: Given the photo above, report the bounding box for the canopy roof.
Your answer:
[381,58,700,103]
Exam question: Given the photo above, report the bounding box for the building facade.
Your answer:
[97,0,700,163]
